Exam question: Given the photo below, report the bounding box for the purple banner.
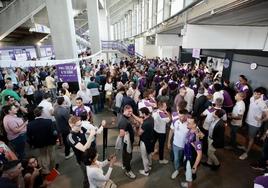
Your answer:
[56,63,78,82]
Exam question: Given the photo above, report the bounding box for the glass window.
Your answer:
[157,0,164,24]
[148,0,153,29]
[171,0,184,16]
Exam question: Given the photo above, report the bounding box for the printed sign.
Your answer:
[192,48,201,58]
[56,63,78,82]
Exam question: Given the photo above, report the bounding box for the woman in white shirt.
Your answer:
[85,147,117,188]
[23,80,35,105]
[104,78,113,110]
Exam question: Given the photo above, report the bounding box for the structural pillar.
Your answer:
[34,45,41,59]
[144,0,149,31]
[163,0,171,20]
[46,0,77,59]
[128,11,132,37]
[87,0,101,53]
[132,5,137,36]
[152,0,158,27]
[46,0,81,91]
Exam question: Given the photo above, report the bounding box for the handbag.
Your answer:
[104,179,117,188]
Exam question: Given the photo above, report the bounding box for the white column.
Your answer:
[144,0,149,31]
[121,19,125,39]
[46,0,77,59]
[124,16,128,38]
[87,0,101,53]
[132,5,137,36]
[163,0,171,20]
[152,0,158,27]
[128,11,132,37]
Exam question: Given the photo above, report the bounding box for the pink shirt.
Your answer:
[3,114,26,140]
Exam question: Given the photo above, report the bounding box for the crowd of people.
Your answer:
[0,56,267,188]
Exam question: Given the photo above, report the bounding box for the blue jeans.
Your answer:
[230,125,240,147]
[10,133,26,160]
[173,144,184,170]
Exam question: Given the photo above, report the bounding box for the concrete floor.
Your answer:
[55,110,262,188]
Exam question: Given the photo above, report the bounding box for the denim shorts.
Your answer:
[248,124,260,138]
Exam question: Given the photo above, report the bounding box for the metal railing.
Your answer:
[101,40,143,58]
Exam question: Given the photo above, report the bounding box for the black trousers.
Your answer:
[153,131,166,160]
[62,131,71,156]
[122,143,132,172]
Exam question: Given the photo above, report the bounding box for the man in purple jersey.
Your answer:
[181,117,203,188]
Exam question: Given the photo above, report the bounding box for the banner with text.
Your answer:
[56,63,78,82]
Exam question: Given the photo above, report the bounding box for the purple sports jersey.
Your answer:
[223,90,233,107]
[184,131,202,161]
[254,175,268,188]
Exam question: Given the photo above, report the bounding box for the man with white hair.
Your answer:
[76,83,92,107]
[62,82,71,98]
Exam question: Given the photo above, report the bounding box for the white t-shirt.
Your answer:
[104,83,113,92]
[152,109,170,134]
[45,76,56,89]
[77,89,92,104]
[246,97,268,127]
[231,100,245,126]
[86,160,112,188]
[138,99,153,113]
[115,92,123,108]
[202,107,227,130]
[213,91,224,103]
[81,121,103,140]
[38,99,55,121]
[170,120,188,148]
[184,87,195,112]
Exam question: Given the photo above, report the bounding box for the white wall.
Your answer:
[182,24,268,50]
[156,34,182,46]
[159,46,179,59]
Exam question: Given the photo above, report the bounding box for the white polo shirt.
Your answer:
[152,109,170,134]
[231,100,245,126]
[170,120,188,148]
[138,99,153,113]
[246,97,268,127]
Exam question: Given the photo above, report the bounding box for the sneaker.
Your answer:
[171,170,179,179]
[237,145,247,151]
[65,152,74,160]
[180,181,188,188]
[159,159,169,164]
[139,170,149,176]
[125,171,136,179]
[239,152,248,160]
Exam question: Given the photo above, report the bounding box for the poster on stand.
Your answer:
[56,63,78,82]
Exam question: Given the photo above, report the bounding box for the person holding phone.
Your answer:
[23,157,50,188]
[85,147,117,188]
[3,104,28,160]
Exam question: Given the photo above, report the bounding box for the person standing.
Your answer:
[87,77,100,114]
[3,105,27,160]
[152,101,171,164]
[45,72,57,102]
[167,109,189,179]
[239,88,268,160]
[204,109,225,170]
[138,107,154,176]
[27,106,57,175]
[229,92,246,148]
[67,116,96,188]
[76,83,92,108]
[118,105,136,179]
[181,117,203,188]
[85,147,117,188]
[54,97,73,159]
